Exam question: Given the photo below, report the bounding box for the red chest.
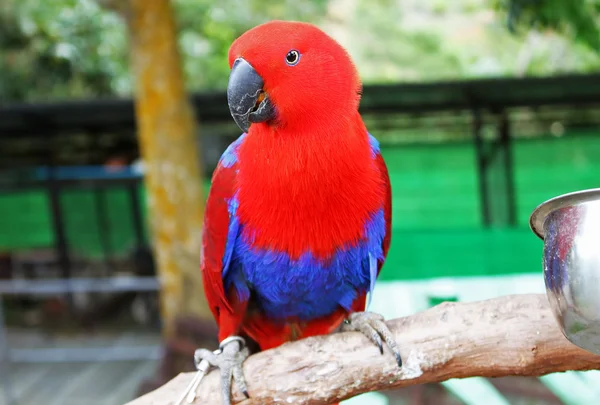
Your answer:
[235,123,385,260]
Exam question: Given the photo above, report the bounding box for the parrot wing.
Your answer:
[201,135,246,327]
[354,134,392,312]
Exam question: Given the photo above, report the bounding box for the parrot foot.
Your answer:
[341,311,403,367]
[193,336,250,405]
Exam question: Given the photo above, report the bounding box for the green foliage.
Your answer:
[343,0,464,82]
[0,0,328,101]
[174,0,329,90]
[493,0,600,52]
[0,0,128,101]
[0,0,599,103]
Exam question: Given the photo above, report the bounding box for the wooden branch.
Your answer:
[127,294,600,405]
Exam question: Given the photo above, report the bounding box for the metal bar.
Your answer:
[499,110,517,226]
[0,176,142,194]
[8,345,162,363]
[1,73,600,137]
[0,276,159,295]
[472,108,491,227]
[0,298,15,405]
[128,183,146,246]
[46,165,74,308]
[94,187,113,273]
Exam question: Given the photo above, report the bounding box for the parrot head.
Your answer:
[227,20,361,133]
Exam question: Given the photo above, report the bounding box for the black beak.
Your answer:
[227,58,275,133]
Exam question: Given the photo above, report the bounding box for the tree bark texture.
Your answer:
[125,0,210,336]
[126,294,600,404]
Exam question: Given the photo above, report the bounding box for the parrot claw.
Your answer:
[192,336,250,405]
[341,311,403,368]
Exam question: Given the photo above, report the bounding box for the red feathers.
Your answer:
[236,114,386,260]
[228,20,382,260]
[228,20,362,133]
[201,155,242,339]
[201,20,392,348]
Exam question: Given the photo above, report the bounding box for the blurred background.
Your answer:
[0,0,599,404]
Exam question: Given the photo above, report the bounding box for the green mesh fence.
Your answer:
[0,131,598,280]
[514,134,600,224]
[0,185,151,258]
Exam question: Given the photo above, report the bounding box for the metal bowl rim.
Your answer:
[529,188,600,240]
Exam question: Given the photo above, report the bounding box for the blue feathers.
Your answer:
[368,132,380,157]
[224,208,385,320]
[221,195,240,279]
[367,253,377,309]
[218,132,386,321]
[221,134,246,168]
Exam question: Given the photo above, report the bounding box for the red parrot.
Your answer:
[196,20,401,405]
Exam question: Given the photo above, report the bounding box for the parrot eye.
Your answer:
[285,50,301,66]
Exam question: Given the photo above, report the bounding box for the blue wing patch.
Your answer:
[368,132,380,158]
[220,133,246,168]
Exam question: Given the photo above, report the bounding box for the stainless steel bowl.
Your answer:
[530,188,600,355]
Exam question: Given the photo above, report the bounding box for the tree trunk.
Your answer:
[124,0,210,337]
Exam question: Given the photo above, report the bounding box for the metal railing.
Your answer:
[0,276,162,405]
